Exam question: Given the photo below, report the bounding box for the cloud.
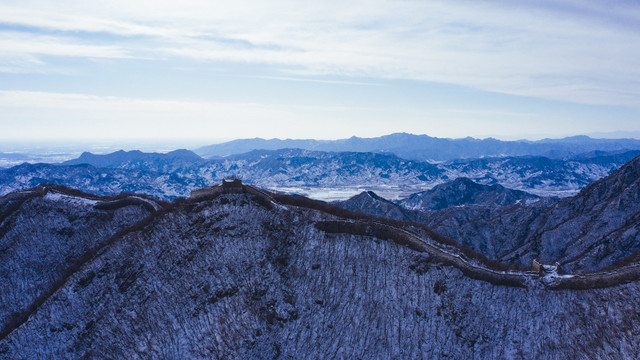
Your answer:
[249,76,381,86]
[0,32,130,59]
[0,0,639,106]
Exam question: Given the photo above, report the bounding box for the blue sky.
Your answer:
[1,0,639,141]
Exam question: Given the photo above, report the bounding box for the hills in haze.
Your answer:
[195,133,640,161]
[63,149,205,171]
[1,146,639,201]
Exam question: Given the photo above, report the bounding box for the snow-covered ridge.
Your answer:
[2,184,640,358]
[44,191,98,206]
[129,195,162,211]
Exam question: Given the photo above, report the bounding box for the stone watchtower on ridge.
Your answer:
[189,178,244,198]
[222,178,243,189]
[531,259,561,276]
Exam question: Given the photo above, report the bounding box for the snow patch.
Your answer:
[44,192,98,206]
[130,196,161,211]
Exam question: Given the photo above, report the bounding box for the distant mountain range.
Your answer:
[1,148,639,200]
[195,133,640,161]
[63,149,205,173]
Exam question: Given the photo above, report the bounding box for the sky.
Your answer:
[1,0,640,142]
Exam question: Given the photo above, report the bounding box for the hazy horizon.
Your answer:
[2,131,640,160]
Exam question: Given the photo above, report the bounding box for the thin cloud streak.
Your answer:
[0,32,131,59]
[249,76,382,87]
[445,109,533,118]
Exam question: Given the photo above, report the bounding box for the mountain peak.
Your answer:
[571,154,640,205]
[62,149,204,171]
[195,133,640,161]
[335,190,409,221]
[401,177,537,211]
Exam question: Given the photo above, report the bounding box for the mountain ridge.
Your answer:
[399,177,540,211]
[63,149,205,172]
[2,181,640,358]
[195,132,640,161]
[3,148,639,201]
[337,154,640,272]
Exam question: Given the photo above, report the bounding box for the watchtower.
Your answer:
[531,259,560,276]
[222,178,243,188]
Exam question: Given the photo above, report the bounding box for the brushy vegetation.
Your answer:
[94,198,158,213]
[274,192,527,272]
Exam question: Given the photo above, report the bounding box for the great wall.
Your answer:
[189,179,640,290]
[2,179,640,345]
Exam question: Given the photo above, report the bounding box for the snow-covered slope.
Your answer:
[333,190,411,221]
[399,177,540,210]
[337,154,640,273]
[1,186,640,359]
[0,163,210,200]
[0,185,158,342]
[421,153,640,272]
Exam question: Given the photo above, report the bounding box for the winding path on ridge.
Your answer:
[245,184,640,291]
